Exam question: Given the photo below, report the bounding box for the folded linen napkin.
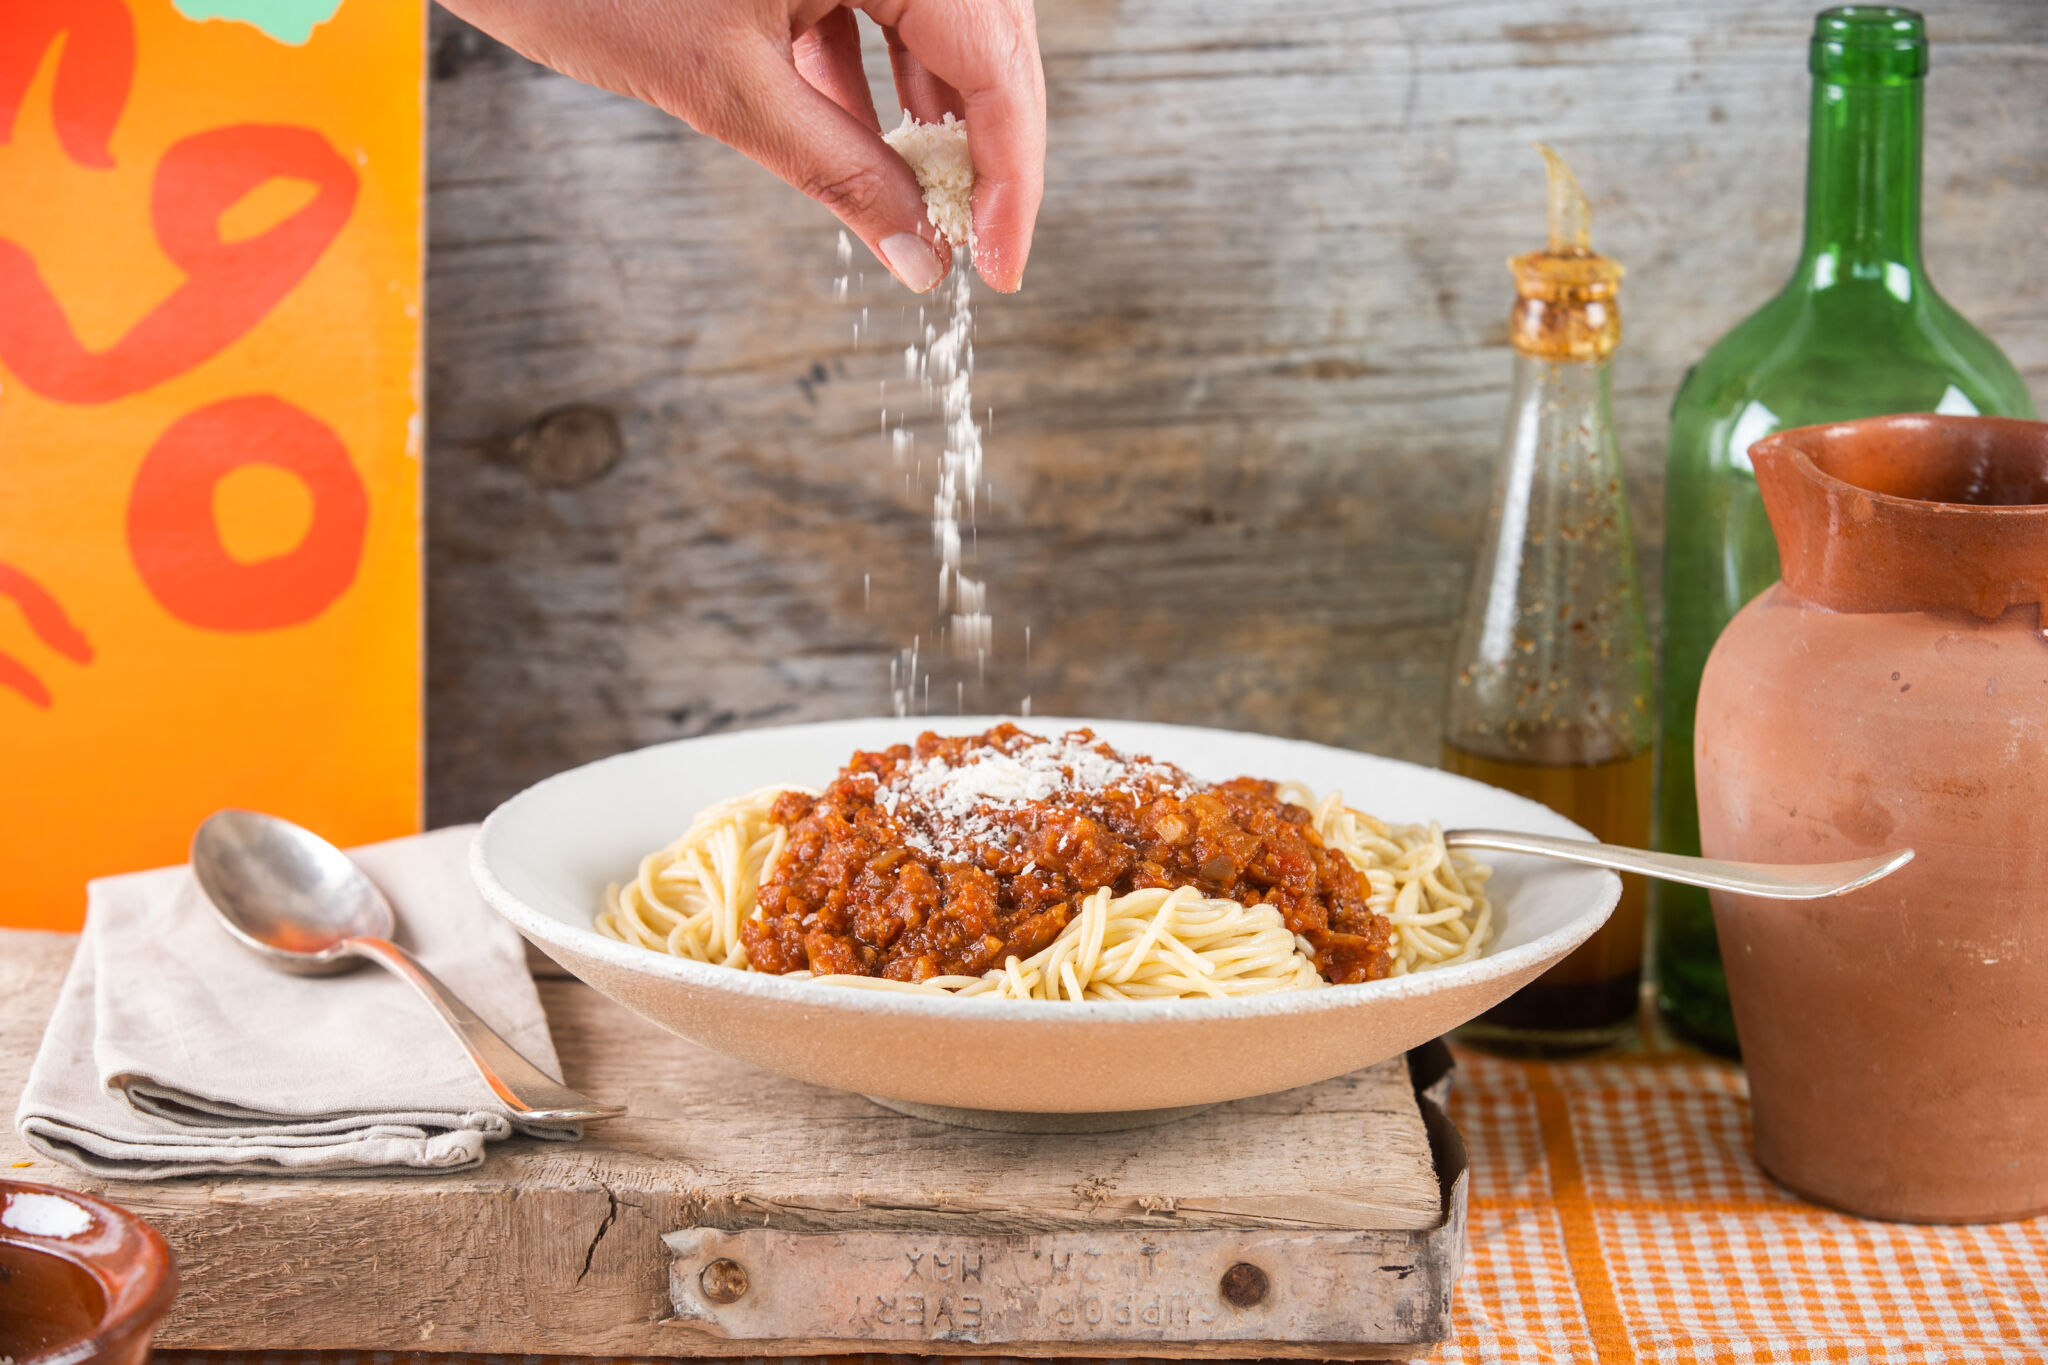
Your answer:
[15,825,578,1177]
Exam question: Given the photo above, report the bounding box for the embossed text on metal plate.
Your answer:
[664,1227,1448,1346]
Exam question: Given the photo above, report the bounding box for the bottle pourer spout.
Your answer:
[1537,143,1591,255]
[1509,144,1622,361]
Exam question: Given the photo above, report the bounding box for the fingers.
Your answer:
[861,0,1044,291]
[702,37,952,292]
[793,8,881,133]
[882,25,966,125]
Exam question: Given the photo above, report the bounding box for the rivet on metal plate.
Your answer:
[700,1257,749,1304]
[1219,1261,1269,1308]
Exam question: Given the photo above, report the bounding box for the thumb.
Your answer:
[708,41,952,293]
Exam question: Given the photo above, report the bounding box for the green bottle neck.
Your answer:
[1798,75,1924,287]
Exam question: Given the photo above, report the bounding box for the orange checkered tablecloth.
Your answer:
[1439,1045,2047,1363]
[153,1046,2048,1365]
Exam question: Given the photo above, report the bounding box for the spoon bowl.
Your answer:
[192,809,393,974]
[190,809,625,1123]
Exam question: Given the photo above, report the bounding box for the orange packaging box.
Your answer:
[1,0,424,930]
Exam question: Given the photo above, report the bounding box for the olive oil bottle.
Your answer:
[1443,147,1656,1056]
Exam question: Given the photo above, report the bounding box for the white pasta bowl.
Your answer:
[472,716,1619,1125]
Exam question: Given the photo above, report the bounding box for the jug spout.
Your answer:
[1749,413,2048,623]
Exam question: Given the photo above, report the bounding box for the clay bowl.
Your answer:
[0,1181,176,1365]
[473,717,1619,1127]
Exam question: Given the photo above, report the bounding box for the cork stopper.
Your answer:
[1508,145,1623,362]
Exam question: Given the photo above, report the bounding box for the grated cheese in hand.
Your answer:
[883,111,974,247]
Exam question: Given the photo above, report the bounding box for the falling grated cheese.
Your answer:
[883,111,974,247]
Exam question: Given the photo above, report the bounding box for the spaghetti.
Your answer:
[598,733,1493,999]
[1280,783,1494,977]
[804,885,1324,1000]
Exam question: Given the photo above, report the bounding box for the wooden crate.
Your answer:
[1,930,1466,1357]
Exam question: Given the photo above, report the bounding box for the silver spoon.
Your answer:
[191,809,625,1124]
[1443,829,1912,899]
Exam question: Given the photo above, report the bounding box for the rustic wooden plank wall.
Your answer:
[424,0,2048,823]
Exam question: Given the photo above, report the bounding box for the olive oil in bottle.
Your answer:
[1442,738,1651,1035]
[1442,147,1655,1056]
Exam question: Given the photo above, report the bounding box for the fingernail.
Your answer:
[880,232,944,293]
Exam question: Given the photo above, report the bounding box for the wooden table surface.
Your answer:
[3,928,1456,1357]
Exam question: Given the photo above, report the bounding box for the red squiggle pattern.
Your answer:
[127,396,368,631]
[0,0,374,688]
[0,0,135,169]
[0,123,358,405]
[0,563,96,708]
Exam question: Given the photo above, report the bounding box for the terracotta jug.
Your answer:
[1694,413,2048,1224]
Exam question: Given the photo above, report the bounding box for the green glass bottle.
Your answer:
[1653,5,2037,1055]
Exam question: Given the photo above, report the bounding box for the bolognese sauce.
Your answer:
[741,725,1394,985]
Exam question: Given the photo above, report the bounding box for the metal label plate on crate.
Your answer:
[664,1223,1455,1348]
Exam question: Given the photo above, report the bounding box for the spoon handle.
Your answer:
[346,936,627,1123]
[1441,829,1914,900]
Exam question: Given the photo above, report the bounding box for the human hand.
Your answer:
[437,0,1045,293]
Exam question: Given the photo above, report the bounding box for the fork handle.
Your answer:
[1441,829,1914,901]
